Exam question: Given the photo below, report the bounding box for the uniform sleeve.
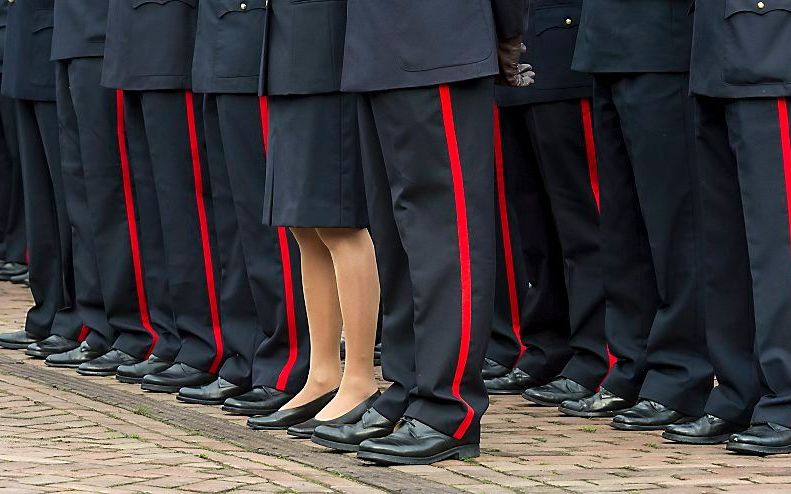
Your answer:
[491,0,527,40]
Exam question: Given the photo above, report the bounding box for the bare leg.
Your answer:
[314,227,380,420]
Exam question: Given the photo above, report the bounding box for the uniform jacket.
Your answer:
[52,0,108,61]
[1,0,56,101]
[340,0,527,92]
[193,0,266,94]
[690,0,791,99]
[496,0,592,107]
[102,0,198,91]
[0,3,9,73]
[572,0,693,74]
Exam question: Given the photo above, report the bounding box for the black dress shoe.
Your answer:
[10,271,29,285]
[248,389,337,430]
[312,408,396,452]
[663,414,746,445]
[358,418,479,465]
[559,388,635,418]
[116,355,174,384]
[0,262,27,281]
[141,363,216,393]
[727,423,791,455]
[223,386,294,416]
[522,378,594,407]
[177,378,247,405]
[612,400,695,431]
[0,330,42,350]
[374,342,382,367]
[77,349,141,376]
[287,391,380,439]
[485,368,538,395]
[45,341,103,368]
[25,335,79,358]
[481,358,510,380]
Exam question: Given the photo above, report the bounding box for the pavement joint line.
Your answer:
[0,352,461,493]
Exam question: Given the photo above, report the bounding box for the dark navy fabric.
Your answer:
[0,3,9,72]
[52,0,108,61]
[102,0,198,90]
[2,0,56,101]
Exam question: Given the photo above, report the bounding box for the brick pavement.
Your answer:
[1,282,790,493]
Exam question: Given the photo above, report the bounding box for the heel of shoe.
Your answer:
[454,444,480,460]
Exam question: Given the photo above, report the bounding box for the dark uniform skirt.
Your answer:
[264,92,369,228]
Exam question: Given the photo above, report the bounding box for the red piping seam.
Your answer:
[492,105,526,363]
[77,324,90,343]
[439,85,475,440]
[275,227,299,391]
[184,91,223,374]
[115,90,158,358]
[580,99,601,212]
[778,98,791,260]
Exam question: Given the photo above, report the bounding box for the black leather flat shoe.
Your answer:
[0,330,42,350]
[45,341,103,368]
[10,271,29,285]
[116,355,173,384]
[247,389,337,430]
[481,358,510,380]
[727,423,791,455]
[663,414,746,445]
[358,418,479,465]
[312,408,395,452]
[141,363,216,393]
[223,386,294,416]
[78,349,141,376]
[287,391,380,439]
[485,368,538,395]
[523,378,594,407]
[177,378,247,405]
[559,388,634,418]
[25,335,79,358]
[612,400,695,431]
[0,262,27,281]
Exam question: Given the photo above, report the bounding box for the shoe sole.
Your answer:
[76,369,117,377]
[175,395,225,406]
[248,423,294,431]
[611,422,674,431]
[311,435,360,452]
[357,444,480,466]
[522,395,565,407]
[24,349,49,358]
[662,431,732,445]
[287,430,313,439]
[116,375,143,384]
[726,442,791,456]
[557,406,622,418]
[487,388,526,396]
[44,361,82,369]
[141,383,180,393]
[0,342,36,350]
[221,405,279,416]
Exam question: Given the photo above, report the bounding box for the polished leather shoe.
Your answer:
[45,341,103,368]
[78,349,141,376]
[177,378,247,405]
[374,342,382,366]
[141,363,216,393]
[481,358,510,380]
[10,271,29,285]
[358,418,479,465]
[663,414,746,445]
[612,400,695,431]
[248,389,337,430]
[485,368,538,395]
[25,335,79,358]
[287,391,380,438]
[559,388,635,418]
[116,355,173,384]
[522,378,594,407]
[312,407,395,452]
[0,262,27,281]
[727,423,791,455]
[0,330,42,350]
[223,386,294,416]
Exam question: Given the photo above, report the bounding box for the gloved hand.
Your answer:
[496,36,535,87]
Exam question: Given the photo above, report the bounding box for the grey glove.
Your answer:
[496,36,535,87]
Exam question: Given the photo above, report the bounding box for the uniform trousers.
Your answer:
[16,98,85,341]
[57,57,158,358]
[492,99,611,390]
[696,95,791,426]
[360,78,495,441]
[594,73,712,415]
[202,93,309,392]
[122,90,222,371]
[0,86,25,264]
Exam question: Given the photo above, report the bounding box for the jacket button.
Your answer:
[757,1,765,8]
[565,18,573,25]
[240,2,247,9]
[7,0,14,4]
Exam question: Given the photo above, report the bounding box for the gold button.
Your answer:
[240,2,247,9]
[565,18,573,25]
[758,1,765,8]
[7,0,14,4]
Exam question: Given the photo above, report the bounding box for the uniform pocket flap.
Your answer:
[216,0,268,17]
[533,4,582,36]
[31,9,54,33]
[725,0,791,17]
[131,0,197,9]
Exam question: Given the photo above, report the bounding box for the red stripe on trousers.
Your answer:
[275,227,299,391]
[492,106,526,363]
[184,91,223,374]
[439,85,476,440]
[77,324,90,343]
[258,96,269,151]
[778,99,791,256]
[115,90,158,358]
